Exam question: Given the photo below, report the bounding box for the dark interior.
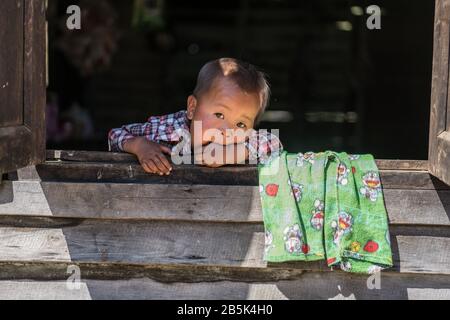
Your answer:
[46,0,435,159]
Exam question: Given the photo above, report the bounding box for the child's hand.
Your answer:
[123,137,173,175]
[194,142,248,168]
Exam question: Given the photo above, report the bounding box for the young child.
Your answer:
[108,57,283,175]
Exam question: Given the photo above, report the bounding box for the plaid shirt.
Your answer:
[108,110,283,164]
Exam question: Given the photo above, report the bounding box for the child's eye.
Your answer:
[237,122,247,129]
[214,113,224,119]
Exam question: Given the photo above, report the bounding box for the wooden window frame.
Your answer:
[429,0,450,186]
[0,0,46,175]
[2,0,450,184]
[36,0,448,179]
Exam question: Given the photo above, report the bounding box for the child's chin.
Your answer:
[199,141,212,147]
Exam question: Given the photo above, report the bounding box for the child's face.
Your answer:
[187,77,260,148]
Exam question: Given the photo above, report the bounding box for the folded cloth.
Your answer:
[258,150,393,274]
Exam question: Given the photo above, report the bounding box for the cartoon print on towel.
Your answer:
[340,261,352,272]
[331,211,353,245]
[350,241,361,253]
[310,199,324,230]
[259,184,264,193]
[360,171,382,202]
[363,240,379,253]
[337,163,350,185]
[288,180,303,202]
[263,183,279,197]
[348,154,360,161]
[296,152,315,167]
[344,241,363,260]
[283,224,303,254]
[258,151,393,274]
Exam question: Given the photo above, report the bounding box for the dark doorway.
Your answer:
[46,0,434,159]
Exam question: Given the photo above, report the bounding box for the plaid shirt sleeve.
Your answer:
[108,122,155,152]
[245,129,283,164]
[108,110,189,152]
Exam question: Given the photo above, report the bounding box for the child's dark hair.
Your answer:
[193,57,270,125]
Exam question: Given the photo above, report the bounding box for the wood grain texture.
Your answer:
[0,0,46,175]
[1,181,449,226]
[0,273,449,300]
[23,0,46,170]
[9,162,450,190]
[429,0,450,186]
[379,170,450,190]
[0,0,24,127]
[13,162,260,186]
[46,150,429,171]
[0,219,448,275]
[435,131,450,187]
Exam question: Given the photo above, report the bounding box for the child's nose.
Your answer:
[220,126,233,138]
[219,127,239,144]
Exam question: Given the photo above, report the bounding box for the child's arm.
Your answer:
[108,122,172,175]
[198,130,283,167]
[108,122,156,152]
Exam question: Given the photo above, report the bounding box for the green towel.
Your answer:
[258,150,393,274]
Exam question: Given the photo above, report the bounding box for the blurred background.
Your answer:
[46,0,434,159]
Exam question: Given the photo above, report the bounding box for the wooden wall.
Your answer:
[0,151,448,299]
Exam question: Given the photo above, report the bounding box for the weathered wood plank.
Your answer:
[46,150,429,171]
[12,162,259,186]
[0,273,449,300]
[376,160,428,171]
[1,181,449,226]
[0,0,46,175]
[0,181,262,221]
[0,260,308,282]
[429,0,450,187]
[8,162,450,190]
[0,0,24,127]
[384,189,450,226]
[46,150,157,163]
[378,170,450,190]
[0,219,448,275]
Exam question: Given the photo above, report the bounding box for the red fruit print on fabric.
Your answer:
[352,166,356,174]
[265,184,279,197]
[327,257,336,265]
[363,240,379,253]
[302,244,310,254]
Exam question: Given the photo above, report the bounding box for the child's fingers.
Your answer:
[152,156,170,175]
[141,161,155,174]
[159,145,173,155]
[146,159,160,174]
[157,154,172,173]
